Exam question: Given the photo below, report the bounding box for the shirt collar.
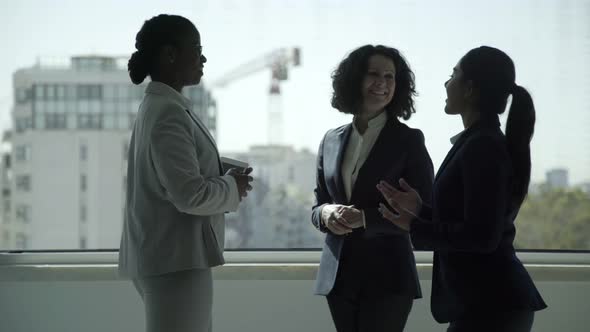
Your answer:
[449,113,500,145]
[145,81,192,110]
[450,130,465,145]
[353,111,388,133]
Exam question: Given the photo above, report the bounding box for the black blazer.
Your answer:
[312,116,434,298]
[411,115,547,323]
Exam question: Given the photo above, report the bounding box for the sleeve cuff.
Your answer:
[221,174,240,212]
[316,204,329,232]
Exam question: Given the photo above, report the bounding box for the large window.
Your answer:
[0,0,588,251]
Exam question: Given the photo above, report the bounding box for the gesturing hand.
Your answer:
[376,178,422,231]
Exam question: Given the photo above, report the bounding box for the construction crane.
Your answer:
[210,47,301,145]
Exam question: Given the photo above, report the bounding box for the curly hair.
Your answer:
[331,45,417,120]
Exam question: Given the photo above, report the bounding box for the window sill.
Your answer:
[0,251,589,282]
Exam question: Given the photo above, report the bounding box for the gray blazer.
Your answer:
[119,81,240,278]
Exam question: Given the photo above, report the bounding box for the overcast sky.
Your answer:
[0,0,588,183]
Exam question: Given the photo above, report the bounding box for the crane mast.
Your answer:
[210,47,301,145]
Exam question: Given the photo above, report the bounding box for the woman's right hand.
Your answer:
[376,178,422,219]
[321,204,353,235]
[227,167,253,200]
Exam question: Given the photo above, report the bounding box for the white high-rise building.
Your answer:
[1,55,217,250]
[0,146,12,249]
[224,145,321,248]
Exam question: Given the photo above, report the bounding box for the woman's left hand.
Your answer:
[338,205,364,229]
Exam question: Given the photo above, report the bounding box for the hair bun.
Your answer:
[128,51,149,85]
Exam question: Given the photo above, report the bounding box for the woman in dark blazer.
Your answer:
[377,46,547,332]
[311,45,434,332]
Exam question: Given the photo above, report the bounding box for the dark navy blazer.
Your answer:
[411,115,547,323]
[311,117,434,298]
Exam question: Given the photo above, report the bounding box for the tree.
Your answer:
[515,186,590,250]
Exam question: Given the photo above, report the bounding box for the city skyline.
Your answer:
[0,0,588,185]
[0,51,587,251]
[0,55,219,250]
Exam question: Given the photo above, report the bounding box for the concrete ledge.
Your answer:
[1,251,589,282]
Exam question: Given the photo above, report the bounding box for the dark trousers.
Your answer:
[447,311,534,332]
[327,292,413,332]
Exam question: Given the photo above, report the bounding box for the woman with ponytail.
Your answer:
[119,14,253,332]
[376,46,546,331]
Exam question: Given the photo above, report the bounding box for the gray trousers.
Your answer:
[133,268,213,332]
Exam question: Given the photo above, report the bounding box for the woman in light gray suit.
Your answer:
[119,14,253,332]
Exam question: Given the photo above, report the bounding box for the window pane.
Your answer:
[34,115,44,129]
[118,113,128,130]
[14,145,31,162]
[103,114,115,129]
[34,85,44,99]
[46,101,56,113]
[15,205,31,223]
[80,204,87,222]
[103,85,116,100]
[46,84,55,99]
[117,85,130,100]
[15,233,28,249]
[80,174,87,192]
[90,85,102,99]
[15,175,31,192]
[56,85,65,99]
[65,85,76,100]
[67,114,77,129]
[80,144,88,161]
[15,87,31,104]
[89,100,101,113]
[56,100,65,112]
[78,100,90,113]
[0,1,588,251]
[34,101,44,113]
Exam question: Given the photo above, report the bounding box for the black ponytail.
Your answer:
[506,84,536,206]
[460,46,536,207]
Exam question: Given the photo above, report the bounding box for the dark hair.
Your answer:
[128,14,197,84]
[331,45,417,120]
[460,46,536,206]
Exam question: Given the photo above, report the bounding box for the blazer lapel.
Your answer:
[436,115,502,182]
[184,109,224,174]
[434,134,468,182]
[333,124,352,204]
[185,110,217,150]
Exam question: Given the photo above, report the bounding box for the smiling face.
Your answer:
[360,54,396,115]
